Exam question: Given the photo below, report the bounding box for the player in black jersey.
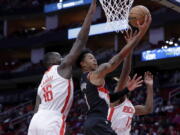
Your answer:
[77,16,151,135]
[80,70,142,135]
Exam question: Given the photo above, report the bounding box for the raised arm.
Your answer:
[135,71,154,115]
[110,74,143,103]
[63,0,96,65]
[114,51,132,92]
[92,15,151,79]
[114,31,136,92]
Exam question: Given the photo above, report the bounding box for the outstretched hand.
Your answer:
[124,15,152,44]
[137,15,152,36]
[144,71,153,87]
[127,74,143,91]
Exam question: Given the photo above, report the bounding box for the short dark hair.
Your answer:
[43,52,61,68]
[76,49,92,68]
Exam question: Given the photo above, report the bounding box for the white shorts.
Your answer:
[28,110,66,135]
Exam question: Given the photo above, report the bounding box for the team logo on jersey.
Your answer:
[81,82,87,92]
[97,87,110,105]
[98,91,110,105]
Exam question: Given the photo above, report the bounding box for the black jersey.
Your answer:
[80,72,110,118]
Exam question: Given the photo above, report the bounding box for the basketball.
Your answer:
[129,5,150,28]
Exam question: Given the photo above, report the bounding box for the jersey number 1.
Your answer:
[43,84,53,102]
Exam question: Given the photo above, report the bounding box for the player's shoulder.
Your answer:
[50,65,59,71]
[42,65,61,82]
[124,98,134,106]
[114,98,132,109]
[125,98,135,109]
[45,65,58,74]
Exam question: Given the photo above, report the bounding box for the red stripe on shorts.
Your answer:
[108,107,115,121]
[61,80,71,114]
[60,115,65,135]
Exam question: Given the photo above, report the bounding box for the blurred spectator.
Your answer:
[0,68,179,135]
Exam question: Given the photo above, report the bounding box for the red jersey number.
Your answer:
[126,116,132,128]
[43,84,53,102]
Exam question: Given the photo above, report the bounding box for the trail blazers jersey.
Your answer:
[80,72,110,118]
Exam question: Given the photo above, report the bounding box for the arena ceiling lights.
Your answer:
[44,0,91,13]
[68,21,128,39]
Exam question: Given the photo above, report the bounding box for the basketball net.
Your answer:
[99,0,134,33]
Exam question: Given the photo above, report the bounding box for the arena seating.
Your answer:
[0,82,179,135]
[0,0,179,134]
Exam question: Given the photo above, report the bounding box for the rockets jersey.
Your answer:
[108,98,135,135]
[37,65,74,118]
[80,72,110,118]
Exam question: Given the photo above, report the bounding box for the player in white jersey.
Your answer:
[108,98,135,135]
[28,65,74,135]
[28,1,96,134]
[108,72,153,135]
[108,31,154,135]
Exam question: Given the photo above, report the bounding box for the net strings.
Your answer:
[99,0,134,32]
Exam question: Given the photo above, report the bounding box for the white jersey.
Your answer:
[28,65,73,135]
[108,98,135,135]
[38,65,74,117]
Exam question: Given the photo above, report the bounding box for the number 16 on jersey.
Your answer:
[42,84,53,102]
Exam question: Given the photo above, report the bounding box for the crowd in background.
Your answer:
[0,101,33,135]
[0,79,179,135]
[0,48,179,135]
[0,0,179,134]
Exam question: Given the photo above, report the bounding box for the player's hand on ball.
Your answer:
[144,71,153,87]
[124,15,152,45]
[137,15,152,36]
[127,74,143,91]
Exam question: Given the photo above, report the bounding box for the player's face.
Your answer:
[81,53,98,71]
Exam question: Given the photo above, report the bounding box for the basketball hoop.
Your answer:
[99,0,134,33]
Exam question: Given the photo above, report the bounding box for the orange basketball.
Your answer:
[129,5,150,28]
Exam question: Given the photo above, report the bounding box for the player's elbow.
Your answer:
[150,105,153,113]
[146,106,153,114]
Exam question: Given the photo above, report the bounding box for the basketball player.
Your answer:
[77,15,151,135]
[108,32,153,135]
[27,0,96,135]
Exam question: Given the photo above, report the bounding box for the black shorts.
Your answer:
[83,116,117,135]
